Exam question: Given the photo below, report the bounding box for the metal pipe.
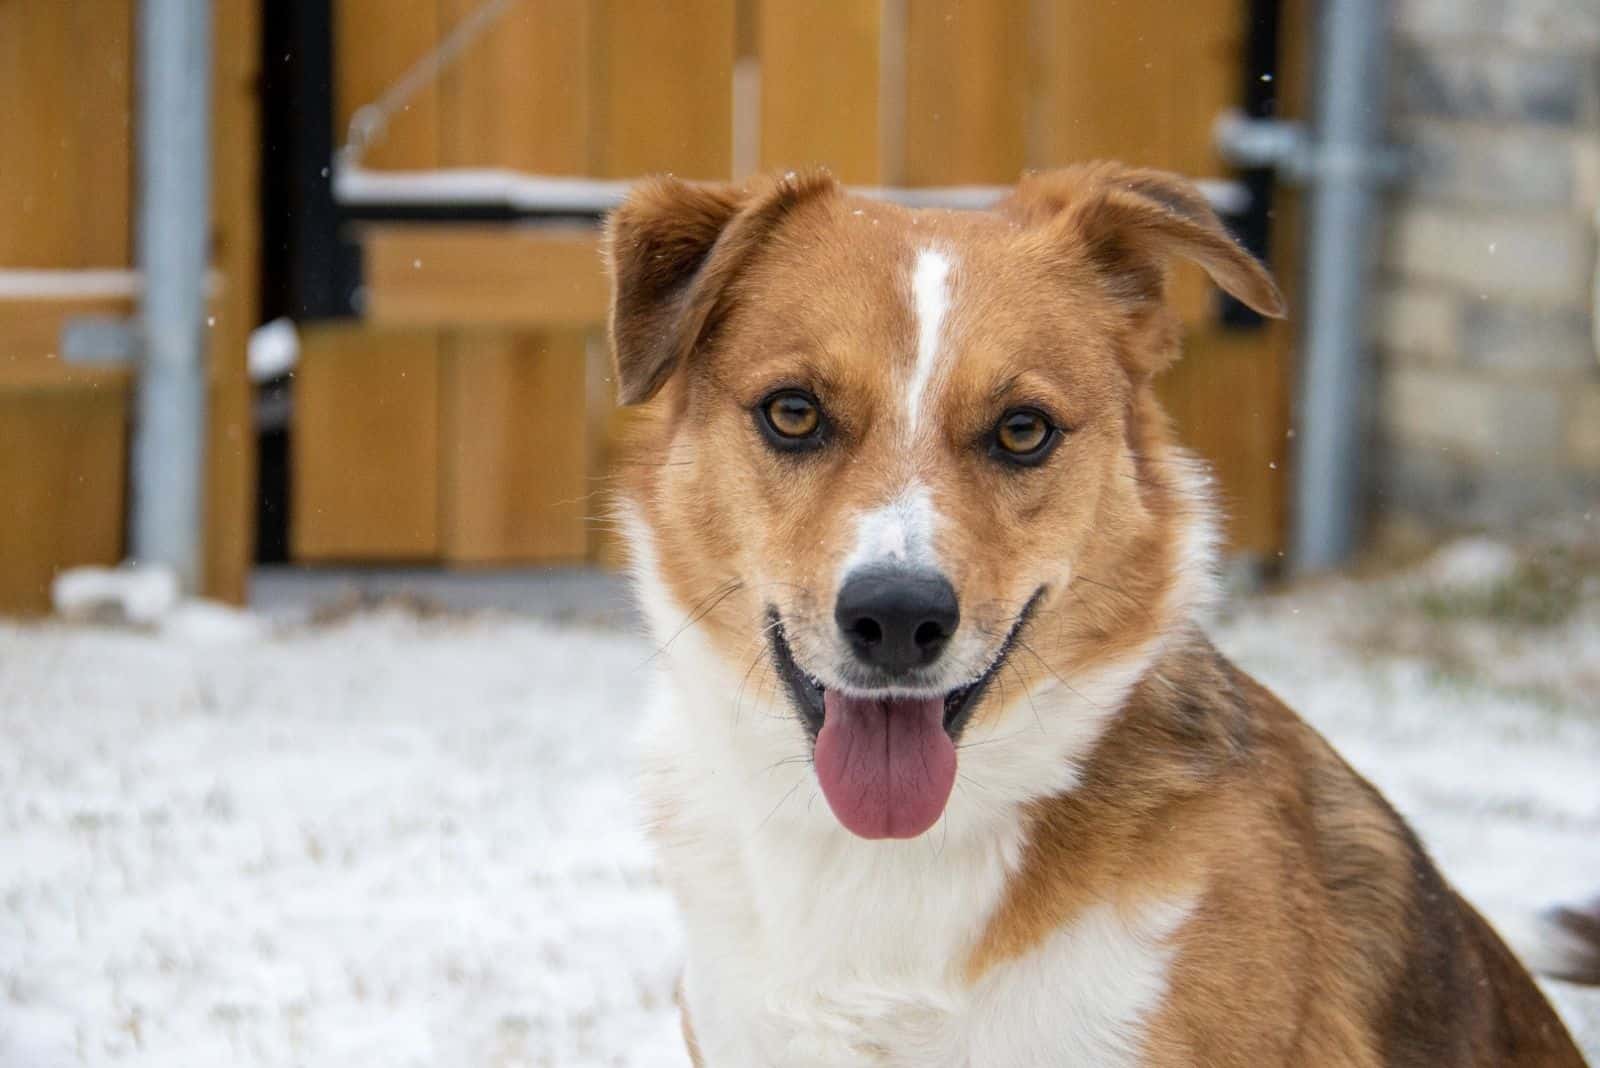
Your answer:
[132,0,213,592]
[1290,0,1392,571]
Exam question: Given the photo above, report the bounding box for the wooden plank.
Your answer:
[334,0,441,170]
[1038,0,1241,177]
[439,0,592,172]
[1165,0,1247,181]
[307,2,444,566]
[0,0,133,267]
[72,0,135,266]
[0,1,70,264]
[1037,0,1177,169]
[0,0,259,606]
[1157,326,1290,555]
[363,225,606,328]
[204,0,263,603]
[592,0,734,178]
[439,330,590,563]
[292,327,441,560]
[759,1,885,183]
[903,0,1029,185]
[586,336,636,566]
[0,297,135,398]
[1035,0,1244,323]
[0,1,134,615]
[0,390,127,615]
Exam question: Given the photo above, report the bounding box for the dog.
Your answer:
[604,163,1599,1066]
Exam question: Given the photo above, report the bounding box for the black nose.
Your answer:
[835,565,960,675]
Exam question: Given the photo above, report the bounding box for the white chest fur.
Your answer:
[623,508,1201,1066]
[640,678,1195,1068]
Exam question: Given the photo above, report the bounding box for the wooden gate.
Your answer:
[303,0,1302,568]
[0,0,260,613]
[0,0,1301,614]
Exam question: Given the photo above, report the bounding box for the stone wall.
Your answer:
[1374,0,1600,527]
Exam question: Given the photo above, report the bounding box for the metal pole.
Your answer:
[132,0,213,592]
[1290,0,1391,571]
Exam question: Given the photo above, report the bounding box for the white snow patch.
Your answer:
[2,559,1597,1063]
[332,163,1248,218]
[1420,536,1521,593]
[160,600,267,646]
[247,318,300,382]
[0,613,685,1067]
[52,565,180,625]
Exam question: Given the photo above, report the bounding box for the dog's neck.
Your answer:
[636,590,1247,1067]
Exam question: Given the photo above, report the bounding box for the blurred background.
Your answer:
[1,2,1597,1065]
[14,0,1597,611]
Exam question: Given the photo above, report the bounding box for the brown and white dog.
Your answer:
[604,163,1599,1066]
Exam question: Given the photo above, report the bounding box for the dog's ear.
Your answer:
[1000,163,1284,368]
[605,170,840,405]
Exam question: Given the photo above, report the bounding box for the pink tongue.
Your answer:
[814,690,957,839]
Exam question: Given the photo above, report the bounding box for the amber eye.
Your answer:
[757,389,825,450]
[991,408,1059,466]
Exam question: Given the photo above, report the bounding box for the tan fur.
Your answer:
[677,980,705,1068]
[607,163,1589,1066]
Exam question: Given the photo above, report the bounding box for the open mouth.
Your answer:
[766,588,1045,840]
[768,586,1045,744]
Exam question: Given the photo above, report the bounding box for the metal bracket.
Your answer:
[1214,109,1408,185]
[61,316,140,366]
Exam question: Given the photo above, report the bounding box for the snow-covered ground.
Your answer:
[2,537,1597,1066]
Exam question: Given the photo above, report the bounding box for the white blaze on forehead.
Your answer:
[841,484,939,579]
[905,248,953,432]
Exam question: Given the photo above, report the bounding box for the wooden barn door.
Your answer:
[0,1,137,614]
[297,0,1299,567]
[0,1,261,614]
[293,0,735,566]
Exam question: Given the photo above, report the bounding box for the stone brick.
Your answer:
[1458,301,1596,373]
[1395,0,1600,50]
[1399,120,1575,208]
[1394,46,1591,126]
[1375,442,1595,528]
[1575,139,1600,214]
[1383,204,1595,306]
[1504,1,1600,51]
[1380,366,1566,463]
[1374,282,1459,363]
[1381,366,1494,454]
[1570,385,1600,469]
[1394,0,1505,43]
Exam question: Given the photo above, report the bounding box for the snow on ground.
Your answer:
[1,536,1597,1066]
[0,617,682,1068]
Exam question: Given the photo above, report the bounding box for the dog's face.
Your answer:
[609,165,1280,840]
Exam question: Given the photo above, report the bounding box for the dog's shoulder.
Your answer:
[968,641,1587,1066]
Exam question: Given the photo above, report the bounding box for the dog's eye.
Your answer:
[757,389,825,450]
[991,408,1060,466]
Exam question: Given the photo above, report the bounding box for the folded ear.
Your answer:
[1000,162,1284,345]
[605,170,840,405]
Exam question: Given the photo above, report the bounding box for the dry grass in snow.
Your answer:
[2,532,1597,1065]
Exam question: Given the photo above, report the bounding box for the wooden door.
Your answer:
[296,0,736,565]
[0,1,260,614]
[298,0,1297,567]
[0,1,136,613]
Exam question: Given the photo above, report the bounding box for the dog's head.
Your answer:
[607,164,1281,841]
